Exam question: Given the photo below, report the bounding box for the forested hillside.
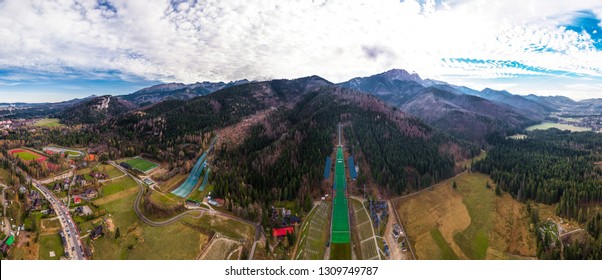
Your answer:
[474,129,602,259]
[474,129,602,215]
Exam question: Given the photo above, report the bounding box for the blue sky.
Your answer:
[1,0,601,103]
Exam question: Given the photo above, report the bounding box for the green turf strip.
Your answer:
[331,147,350,244]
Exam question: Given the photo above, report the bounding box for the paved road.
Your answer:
[0,182,8,217]
[30,178,85,260]
[109,161,264,259]
[38,169,74,185]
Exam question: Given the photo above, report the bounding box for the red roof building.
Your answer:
[73,196,81,204]
[272,226,294,237]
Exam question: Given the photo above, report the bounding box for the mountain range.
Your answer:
[2,68,599,143]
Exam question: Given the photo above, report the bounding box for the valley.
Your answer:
[1,69,600,261]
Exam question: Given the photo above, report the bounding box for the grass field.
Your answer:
[93,164,124,179]
[350,198,378,260]
[90,192,208,260]
[40,218,62,232]
[125,157,159,173]
[526,122,591,132]
[181,215,255,242]
[38,234,65,260]
[148,190,183,208]
[93,187,139,206]
[157,173,187,192]
[100,176,137,197]
[202,237,241,260]
[430,228,459,260]
[395,172,536,260]
[458,150,486,169]
[296,202,330,260]
[452,173,495,260]
[33,118,63,127]
[0,167,10,183]
[9,149,42,161]
[330,243,351,260]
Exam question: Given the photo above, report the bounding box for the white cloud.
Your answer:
[0,0,601,98]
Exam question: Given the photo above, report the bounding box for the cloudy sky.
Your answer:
[1,0,601,102]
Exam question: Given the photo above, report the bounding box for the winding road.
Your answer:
[109,161,263,259]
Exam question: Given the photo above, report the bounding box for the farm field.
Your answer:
[124,157,159,173]
[38,234,65,260]
[395,172,536,260]
[526,122,590,132]
[89,192,208,260]
[295,202,330,260]
[33,118,63,127]
[100,176,137,197]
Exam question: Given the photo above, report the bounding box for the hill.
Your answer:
[120,80,249,106]
[57,95,138,125]
[400,88,534,142]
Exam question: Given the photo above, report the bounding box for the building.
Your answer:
[119,162,131,169]
[90,225,103,240]
[85,154,96,161]
[272,226,294,237]
[73,196,81,204]
[214,198,225,206]
[84,189,98,199]
[290,216,301,225]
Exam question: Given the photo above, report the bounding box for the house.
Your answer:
[31,199,42,210]
[73,196,81,204]
[272,226,294,237]
[290,216,301,225]
[90,225,103,240]
[208,198,225,207]
[84,189,98,199]
[85,154,96,161]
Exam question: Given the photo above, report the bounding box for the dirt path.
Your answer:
[384,202,404,260]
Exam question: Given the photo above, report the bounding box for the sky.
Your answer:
[1,0,602,103]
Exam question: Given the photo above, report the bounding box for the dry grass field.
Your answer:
[395,172,536,260]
